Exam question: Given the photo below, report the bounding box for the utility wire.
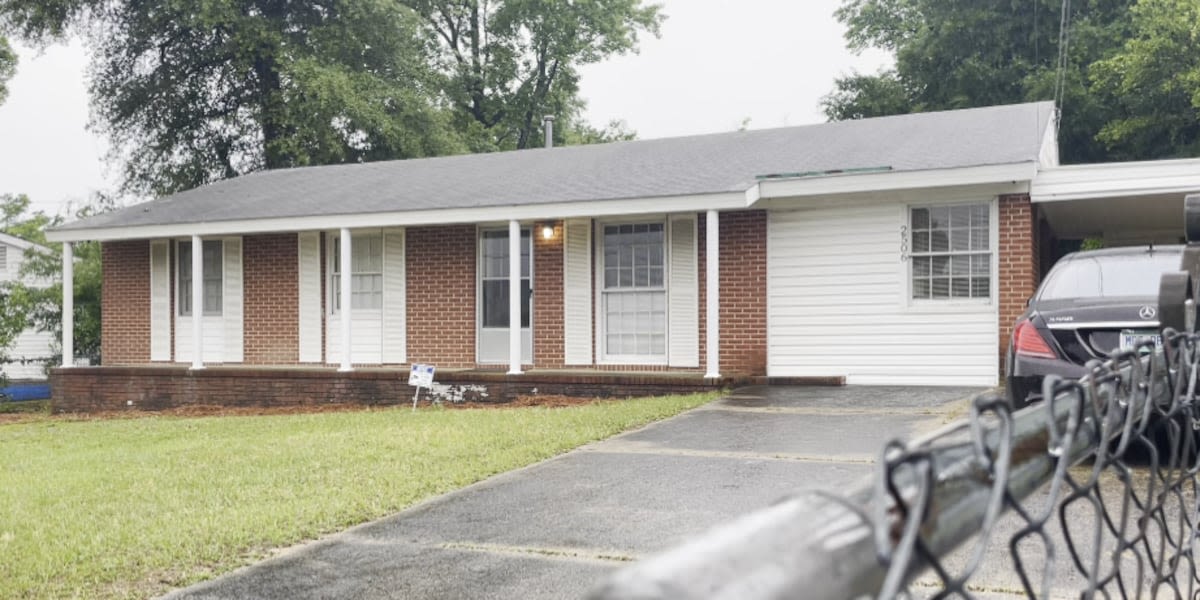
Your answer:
[1053,0,1073,112]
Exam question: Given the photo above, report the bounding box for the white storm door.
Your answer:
[478,228,532,364]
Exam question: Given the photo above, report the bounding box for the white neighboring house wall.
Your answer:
[0,233,55,381]
[766,190,1001,387]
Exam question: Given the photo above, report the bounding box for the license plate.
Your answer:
[1120,329,1162,352]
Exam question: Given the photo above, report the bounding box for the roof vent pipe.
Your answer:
[543,115,555,149]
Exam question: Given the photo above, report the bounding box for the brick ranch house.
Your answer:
[48,100,1195,411]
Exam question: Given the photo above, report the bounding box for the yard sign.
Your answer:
[408,363,436,410]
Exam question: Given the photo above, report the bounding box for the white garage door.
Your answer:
[767,203,999,386]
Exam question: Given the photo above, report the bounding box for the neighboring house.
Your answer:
[0,232,54,381]
[42,101,1200,410]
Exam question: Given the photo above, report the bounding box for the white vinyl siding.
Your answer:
[767,200,999,386]
[1,328,54,380]
[563,219,593,365]
[0,242,54,379]
[667,214,699,367]
[149,240,171,361]
[381,228,406,364]
[297,232,322,362]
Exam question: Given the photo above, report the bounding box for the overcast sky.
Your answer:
[0,0,890,216]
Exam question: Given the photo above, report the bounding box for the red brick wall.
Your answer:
[407,225,476,368]
[534,221,565,367]
[244,234,299,364]
[699,210,768,376]
[50,366,731,412]
[999,194,1040,373]
[101,240,151,365]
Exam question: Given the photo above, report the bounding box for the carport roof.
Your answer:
[50,101,1055,240]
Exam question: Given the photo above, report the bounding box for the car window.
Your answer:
[1038,252,1181,300]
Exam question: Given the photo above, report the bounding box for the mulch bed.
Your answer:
[0,395,610,423]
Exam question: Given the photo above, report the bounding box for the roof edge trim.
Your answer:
[755,162,1038,200]
[1032,158,1200,203]
[45,191,755,243]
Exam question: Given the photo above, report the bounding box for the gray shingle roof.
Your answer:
[56,101,1054,232]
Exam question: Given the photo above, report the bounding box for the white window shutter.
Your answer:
[223,237,243,362]
[297,232,322,362]
[668,214,699,367]
[382,228,407,364]
[149,240,171,361]
[563,218,593,365]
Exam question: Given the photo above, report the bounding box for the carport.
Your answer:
[1031,158,1200,274]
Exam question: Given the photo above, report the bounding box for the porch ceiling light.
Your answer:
[542,225,555,240]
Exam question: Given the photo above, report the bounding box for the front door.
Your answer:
[478,228,533,364]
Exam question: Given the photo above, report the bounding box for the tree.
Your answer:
[407,0,662,151]
[0,194,104,373]
[0,0,466,196]
[824,0,1140,163]
[0,34,14,105]
[1090,0,1200,160]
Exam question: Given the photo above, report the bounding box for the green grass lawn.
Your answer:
[0,394,715,599]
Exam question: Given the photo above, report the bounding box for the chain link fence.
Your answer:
[589,199,1200,600]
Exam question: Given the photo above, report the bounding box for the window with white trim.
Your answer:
[601,223,667,359]
[178,240,223,316]
[331,234,383,311]
[909,203,991,300]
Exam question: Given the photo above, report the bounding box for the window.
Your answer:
[331,234,383,311]
[602,223,666,358]
[178,240,223,316]
[479,229,531,328]
[910,204,991,300]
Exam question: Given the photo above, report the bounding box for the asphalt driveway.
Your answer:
[162,385,981,600]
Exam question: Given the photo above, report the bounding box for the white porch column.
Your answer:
[191,234,204,370]
[61,242,74,368]
[705,210,720,378]
[339,228,354,372]
[508,219,523,375]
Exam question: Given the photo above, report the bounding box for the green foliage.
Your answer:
[826,0,1146,163]
[1080,236,1106,250]
[0,0,657,198]
[1,0,467,196]
[0,193,104,372]
[822,69,912,120]
[0,35,14,105]
[409,0,662,151]
[1090,0,1200,160]
[0,394,714,598]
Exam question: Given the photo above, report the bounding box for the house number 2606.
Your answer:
[899,225,909,261]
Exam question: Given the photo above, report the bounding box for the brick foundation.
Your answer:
[998,194,1040,374]
[101,240,151,364]
[49,366,738,412]
[699,211,768,376]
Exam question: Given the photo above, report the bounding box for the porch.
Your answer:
[47,366,840,413]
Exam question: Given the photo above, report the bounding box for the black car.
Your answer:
[1006,245,1182,407]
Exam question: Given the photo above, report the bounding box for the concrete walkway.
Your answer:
[162,385,980,600]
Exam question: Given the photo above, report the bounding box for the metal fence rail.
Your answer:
[589,196,1200,600]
